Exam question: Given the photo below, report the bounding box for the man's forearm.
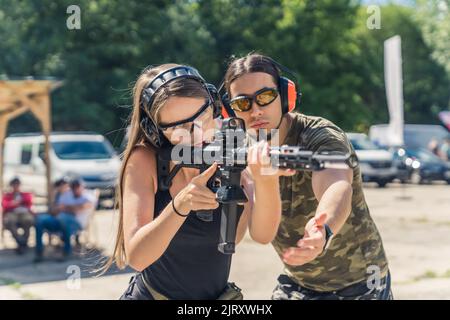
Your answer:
[315,181,352,234]
[249,180,282,244]
[61,204,78,214]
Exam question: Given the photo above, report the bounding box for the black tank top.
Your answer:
[141,187,243,299]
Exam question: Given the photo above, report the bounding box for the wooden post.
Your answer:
[0,115,9,194]
[0,115,8,242]
[28,89,53,206]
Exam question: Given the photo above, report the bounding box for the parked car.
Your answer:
[3,132,121,199]
[369,124,449,149]
[398,148,450,184]
[392,147,421,183]
[346,133,398,187]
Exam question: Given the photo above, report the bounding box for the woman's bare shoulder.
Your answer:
[125,144,158,190]
[128,144,156,164]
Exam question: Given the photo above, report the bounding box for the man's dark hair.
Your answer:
[70,178,85,189]
[223,53,280,94]
[54,176,69,188]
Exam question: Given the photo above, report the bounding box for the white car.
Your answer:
[3,132,121,199]
[346,133,398,187]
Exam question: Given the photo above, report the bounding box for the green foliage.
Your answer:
[415,0,450,74]
[0,0,449,146]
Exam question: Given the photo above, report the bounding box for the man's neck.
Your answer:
[277,113,293,146]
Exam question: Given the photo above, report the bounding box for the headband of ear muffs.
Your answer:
[139,65,222,148]
[220,60,302,118]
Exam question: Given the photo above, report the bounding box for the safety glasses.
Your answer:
[229,87,278,112]
[159,99,213,134]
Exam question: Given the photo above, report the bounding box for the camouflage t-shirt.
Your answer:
[273,112,389,292]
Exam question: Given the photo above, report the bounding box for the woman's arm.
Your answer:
[234,171,253,244]
[123,147,186,271]
[247,176,283,244]
[123,147,219,271]
[244,142,296,244]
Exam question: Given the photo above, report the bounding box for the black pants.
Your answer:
[272,272,393,300]
[120,273,154,300]
[119,273,243,300]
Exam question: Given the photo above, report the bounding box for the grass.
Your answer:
[0,277,20,288]
[414,270,438,281]
[21,291,40,300]
[412,217,429,224]
[9,282,22,290]
[412,269,450,282]
[0,277,41,299]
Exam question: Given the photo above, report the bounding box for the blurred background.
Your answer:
[0,0,449,300]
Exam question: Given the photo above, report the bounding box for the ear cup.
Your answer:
[279,76,299,114]
[205,83,222,118]
[140,116,168,148]
[286,79,298,112]
[220,92,236,118]
[278,77,289,114]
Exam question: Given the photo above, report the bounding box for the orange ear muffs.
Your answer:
[286,79,298,112]
[221,107,231,118]
[279,76,300,114]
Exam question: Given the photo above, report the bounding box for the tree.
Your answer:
[1,0,448,143]
[416,0,450,75]
[352,3,450,129]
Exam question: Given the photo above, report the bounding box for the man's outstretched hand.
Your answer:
[282,212,327,266]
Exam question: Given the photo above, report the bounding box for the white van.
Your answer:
[3,132,121,199]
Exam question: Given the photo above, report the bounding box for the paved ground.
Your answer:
[1,183,449,300]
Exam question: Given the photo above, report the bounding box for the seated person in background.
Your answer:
[438,136,449,162]
[1,177,35,254]
[57,178,96,259]
[34,177,70,262]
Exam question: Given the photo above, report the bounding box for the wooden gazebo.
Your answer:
[0,78,62,239]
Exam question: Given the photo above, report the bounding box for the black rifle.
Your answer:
[157,117,357,255]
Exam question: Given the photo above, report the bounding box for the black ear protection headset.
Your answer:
[139,65,222,148]
[219,57,302,119]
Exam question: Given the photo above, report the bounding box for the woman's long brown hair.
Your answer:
[99,64,208,273]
